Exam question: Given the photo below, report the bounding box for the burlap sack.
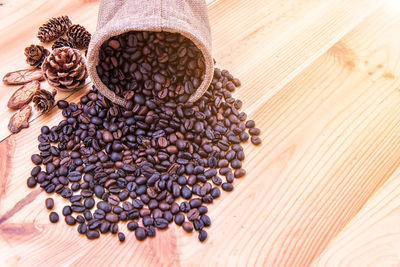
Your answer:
[87,0,213,106]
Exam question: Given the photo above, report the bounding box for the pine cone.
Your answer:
[37,16,72,42]
[66,24,91,50]
[42,47,88,91]
[24,45,50,68]
[52,37,75,50]
[32,89,57,113]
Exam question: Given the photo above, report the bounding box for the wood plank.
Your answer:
[0,0,383,141]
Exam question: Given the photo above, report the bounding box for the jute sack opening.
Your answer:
[87,0,213,106]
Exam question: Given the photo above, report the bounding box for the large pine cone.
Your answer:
[42,47,88,91]
[66,24,91,50]
[24,45,50,68]
[33,89,57,113]
[37,16,72,43]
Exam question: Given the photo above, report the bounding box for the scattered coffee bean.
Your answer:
[118,232,125,242]
[86,230,100,239]
[28,65,261,244]
[45,198,54,210]
[49,212,59,223]
[182,221,193,233]
[198,230,207,242]
[135,227,146,241]
[251,136,262,145]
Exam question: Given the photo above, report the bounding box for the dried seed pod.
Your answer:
[37,16,72,42]
[3,69,44,85]
[24,45,50,68]
[66,24,91,50]
[52,37,75,50]
[8,105,32,133]
[42,47,88,91]
[7,80,40,109]
[32,89,57,113]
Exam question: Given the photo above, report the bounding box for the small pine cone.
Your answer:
[37,16,72,42]
[66,24,91,50]
[52,37,75,50]
[33,89,57,113]
[24,45,50,68]
[42,47,88,91]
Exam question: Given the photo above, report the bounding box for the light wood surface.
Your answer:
[2,0,400,266]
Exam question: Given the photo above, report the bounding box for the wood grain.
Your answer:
[1,0,399,266]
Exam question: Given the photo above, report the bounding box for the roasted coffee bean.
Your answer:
[198,230,207,242]
[65,215,76,225]
[234,169,246,178]
[135,227,146,241]
[221,182,234,192]
[62,205,72,216]
[145,225,156,237]
[245,120,255,128]
[118,232,125,242]
[249,127,260,136]
[78,223,88,234]
[86,230,100,239]
[49,212,59,223]
[231,159,242,169]
[45,198,54,210]
[31,154,42,165]
[182,222,193,233]
[27,177,37,188]
[174,213,185,226]
[127,221,138,231]
[28,64,261,243]
[251,136,262,145]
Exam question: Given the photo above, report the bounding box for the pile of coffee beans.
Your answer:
[96,31,205,103]
[27,68,261,242]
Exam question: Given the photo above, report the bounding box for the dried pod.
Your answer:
[33,89,57,113]
[7,80,40,109]
[66,24,91,50]
[42,47,88,91]
[37,16,72,42]
[8,105,32,133]
[3,69,44,85]
[24,45,50,68]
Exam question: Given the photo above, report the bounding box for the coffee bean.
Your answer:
[102,130,114,142]
[86,230,100,239]
[65,215,76,225]
[115,232,124,243]
[105,213,119,223]
[182,222,193,233]
[27,177,37,188]
[84,198,95,209]
[187,209,200,221]
[110,223,119,234]
[31,154,42,165]
[49,212,59,223]
[245,120,255,128]
[57,100,69,109]
[249,128,260,136]
[174,213,185,226]
[145,225,156,237]
[45,198,54,210]
[135,227,146,241]
[198,230,207,242]
[221,183,234,192]
[251,136,262,145]
[78,223,87,234]
[62,206,72,216]
[231,159,242,169]
[97,201,112,213]
[189,198,202,208]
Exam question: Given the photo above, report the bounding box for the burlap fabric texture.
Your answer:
[87,0,213,106]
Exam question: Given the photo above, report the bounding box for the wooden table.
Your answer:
[1,0,400,266]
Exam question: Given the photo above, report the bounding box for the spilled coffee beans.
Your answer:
[28,67,261,243]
